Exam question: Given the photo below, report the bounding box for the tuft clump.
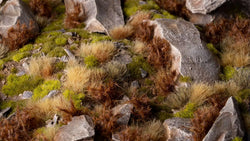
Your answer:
[64,3,85,29]
[104,61,127,80]
[131,40,147,55]
[174,103,196,118]
[55,36,68,46]
[109,25,134,40]
[29,0,52,17]
[63,90,85,109]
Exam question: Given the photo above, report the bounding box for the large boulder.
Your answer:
[54,115,95,141]
[203,97,245,141]
[0,0,39,48]
[163,117,193,141]
[150,19,220,82]
[186,0,228,14]
[64,0,124,34]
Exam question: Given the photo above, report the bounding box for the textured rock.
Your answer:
[46,114,59,127]
[64,0,124,34]
[140,68,148,78]
[0,0,39,39]
[150,19,220,82]
[113,49,132,65]
[189,13,214,26]
[0,107,11,119]
[163,117,193,141]
[42,90,59,100]
[21,91,33,99]
[186,0,228,14]
[203,97,245,141]
[54,115,95,141]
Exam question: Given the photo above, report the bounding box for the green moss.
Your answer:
[47,47,66,57]
[0,73,5,81]
[55,36,68,46]
[144,78,153,85]
[0,60,4,70]
[179,76,192,82]
[56,72,63,80]
[35,31,62,44]
[53,4,65,15]
[90,33,112,43]
[152,11,176,20]
[124,0,139,17]
[156,111,173,122]
[67,28,90,39]
[41,42,54,54]
[55,62,66,72]
[232,137,243,141]
[11,67,18,74]
[0,100,27,114]
[43,14,65,32]
[127,55,154,79]
[206,43,220,55]
[32,80,61,101]
[220,66,236,81]
[20,44,33,52]
[174,103,196,118]
[12,52,31,62]
[140,0,160,11]
[63,90,85,109]
[2,74,43,96]
[84,55,99,68]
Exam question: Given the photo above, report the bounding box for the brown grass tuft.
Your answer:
[1,20,37,50]
[134,22,155,44]
[28,56,55,78]
[64,3,85,29]
[129,11,152,27]
[29,0,52,17]
[109,25,134,40]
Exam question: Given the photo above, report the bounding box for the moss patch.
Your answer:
[19,44,33,52]
[174,103,196,118]
[42,14,65,32]
[32,80,61,100]
[206,43,220,55]
[90,33,112,43]
[84,55,99,68]
[67,28,90,39]
[63,90,85,109]
[47,47,66,57]
[12,52,31,62]
[55,36,67,46]
[2,74,43,96]
[220,66,236,81]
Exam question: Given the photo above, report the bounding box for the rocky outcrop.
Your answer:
[186,0,228,14]
[150,19,220,82]
[203,97,245,141]
[163,117,193,141]
[54,115,95,141]
[64,0,124,34]
[0,0,39,43]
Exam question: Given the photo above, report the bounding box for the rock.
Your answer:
[139,68,148,78]
[113,49,132,65]
[54,115,95,141]
[163,117,193,141]
[186,0,228,14]
[16,71,25,76]
[60,55,69,62]
[189,13,214,26]
[22,62,29,73]
[43,90,59,100]
[130,80,139,89]
[203,97,245,141]
[64,0,124,34]
[112,96,133,125]
[46,114,60,127]
[64,48,75,59]
[0,0,39,44]
[0,107,11,119]
[151,19,220,82]
[112,133,120,141]
[21,91,33,99]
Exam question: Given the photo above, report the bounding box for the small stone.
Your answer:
[54,115,95,141]
[22,62,29,73]
[16,71,25,76]
[112,50,132,65]
[130,81,139,89]
[63,32,73,36]
[139,68,148,78]
[21,91,33,99]
[189,13,214,26]
[163,117,193,141]
[46,114,60,127]
[64,48,75,59]
[67,38,74,45]
[60,55,69,62]
[43,90,59,100]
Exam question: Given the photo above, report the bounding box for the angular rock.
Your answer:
[163,117,193,141]
[54,115,95,141]
[0,0,39,44]
[112,49,132,65]
[42,90,59,100]
[64,0,124,34]
[112,96,133,125]
[140,68,148,78]
[189,13,214,26]
[186,0,228,14]
[64,48,75,59]
[130,80,139,89]
[21,91,33,99]
[0,107,11,119]
[203,97,245,141]
[150,19,220,82]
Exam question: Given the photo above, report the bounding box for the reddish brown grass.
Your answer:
[29,0,52,17]
[64,3,85,29]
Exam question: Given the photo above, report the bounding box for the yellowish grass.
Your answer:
[131,40,147,55]
[104,61,127,80]
[33,126,60,141]
[79,41,116,62]
[64,61,106,92]
[129,11,151,27]
[189,83,213,106]
[221,37,250,67]
[29,56,55,78]
[142,120,166,140]
[109,25,134,40]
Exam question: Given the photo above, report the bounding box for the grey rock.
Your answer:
[186,0,228,14]
[16,71,25,76]
[203,97,245,141]
[112,96,133,125]
[46,114,60,127]
[139,68,148,78]
[130,80,139,89]
[22,62,29,72]
[63,32,73,36]
[64,0,124,34]
[60,55,69,62]
[21,91,33,99]
[163,117,193,141]
[0,107,11,119]
[43,90,59,100]
[0,0,39,44]
[54,115,95,141]
[189,13,214,26]
[64,48,75,59]
[151,19,220,82]
[113,49,132,65]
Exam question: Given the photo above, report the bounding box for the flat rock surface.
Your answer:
[151,18,220,82]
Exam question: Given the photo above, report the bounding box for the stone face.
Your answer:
[151,19,220,82]
[64,0,124,34]
[0,0,39,39]
[186,0,228,14]
[163,117,193,141]
[203,97,245,141]
[21,91,33,99]
[189,13,214,26]
[54,115,95,141]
